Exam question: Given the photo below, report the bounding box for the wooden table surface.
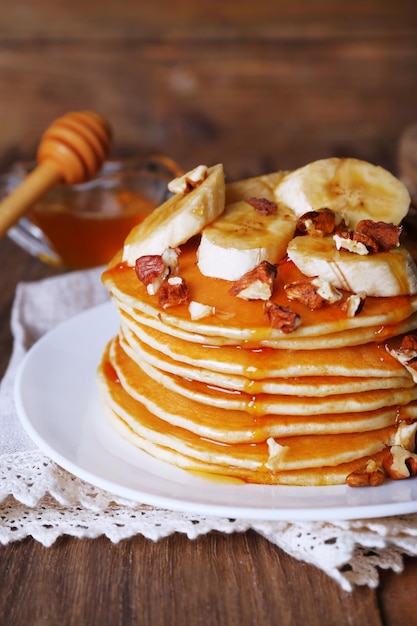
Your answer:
[0,239,417,625]
[0,1,416,623]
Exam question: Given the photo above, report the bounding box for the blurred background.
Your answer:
[0,0,416,181]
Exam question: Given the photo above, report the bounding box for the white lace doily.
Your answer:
[1,268,417,592]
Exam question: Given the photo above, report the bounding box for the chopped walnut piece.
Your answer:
[340,291,366,318]
[167,165,208,194]
[135,248,180,295]
[264,302,301,333]
[382,445,417,480]
[346,459,386,487]
[285,277,342,309]
[296,208,336,237]
[229,261,277,301]
[245,197,278,216]
[158,276,189,309]
[355,220,402,252]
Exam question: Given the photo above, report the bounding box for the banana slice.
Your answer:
[274,158,410,228]
[287,235,417,297]
[123,164,225,266]
[197,199,297,280]
[225,171,287,204]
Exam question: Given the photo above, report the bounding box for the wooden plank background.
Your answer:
[0,0,416,181]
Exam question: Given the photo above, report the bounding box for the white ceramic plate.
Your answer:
[14,302,417,521]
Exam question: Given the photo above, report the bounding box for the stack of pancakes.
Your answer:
[98,236,417,486]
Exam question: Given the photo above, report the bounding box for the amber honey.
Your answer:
[30,190,156,269]
[4,160,174,269]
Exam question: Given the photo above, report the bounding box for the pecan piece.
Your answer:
[333,218,349,236]
[285,279,326,310]
[355,220,402,252]
[346,459,386,487]
[340,291,366,318]
[285,277,342,309]
[386,335,417,383]
[135,248,180,295]
[264,302,301,333]
[406,357,417,378]
[158,276,188,309]
[382,445,417,480]
[394,420,417,451]
[229,261,277,301]
[352,230,379,254]
[334,232,369,255]
[135,254,166,290]
[296,208,336,237]
[401,334,417,352]
[188,300,215,320]
[245,197,278,216]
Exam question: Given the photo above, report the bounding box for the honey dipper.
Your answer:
[0,110,112,238]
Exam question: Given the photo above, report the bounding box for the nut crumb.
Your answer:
[264,302,301,333]
[285,279,326,310]
[135,248,180,295]
[340,291,366,317]
[245,197,278,216]
[346,459,386,487]
[355,220,402,252]
[229,261,277,301]
[158,276,189,309]
[188,300,215,320]
[334,233,369,255]
[168,165,208,194]
[285,277,342,309]
[382,444,417,480]
[386,335,417,383]
[296,208,336,237]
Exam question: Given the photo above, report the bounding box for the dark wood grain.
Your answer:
[0,0,416,40]
[0,531,386,626]
[1,38,416,181]
[0,1,416,180]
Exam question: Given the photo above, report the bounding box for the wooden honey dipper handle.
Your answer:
[0,110,112,238]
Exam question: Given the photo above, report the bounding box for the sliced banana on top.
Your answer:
[197,199,297,281]
[123,164,225,266]
[287,235,417,297]
[225,171,287,204]
[274,157,410,229]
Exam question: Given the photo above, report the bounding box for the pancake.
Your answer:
[103,241,417,346]
[119,321,413,396]
[98,343,396,485]
[97,165,417,487]
[118,309,412,379]
[105,335,412,442]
